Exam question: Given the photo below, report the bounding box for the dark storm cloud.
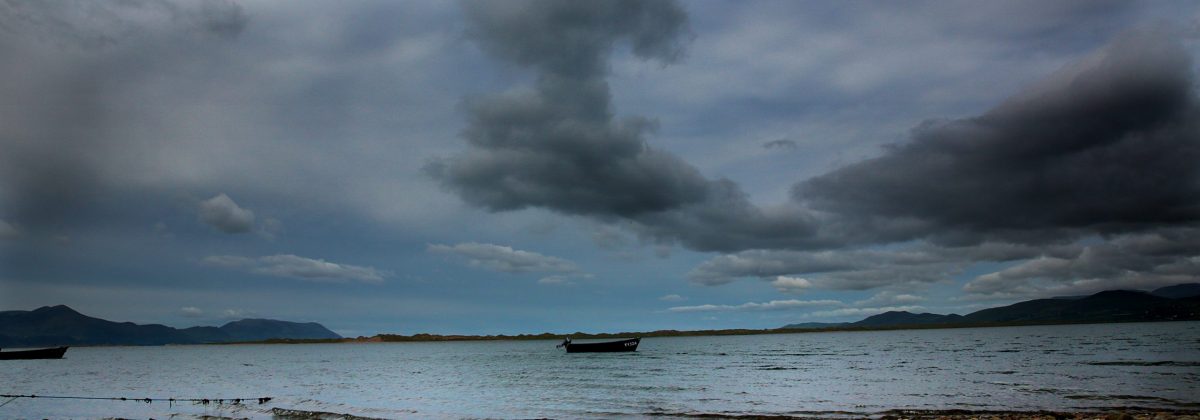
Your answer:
[430,0,701,217]
[460,0,688,79]
[0,0,247,234]
[431,0,818,252]
[794,30,1200,244]
[683,27,1200,295]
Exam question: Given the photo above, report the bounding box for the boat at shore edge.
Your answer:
[557,337,640,353]
[0,346,69,360]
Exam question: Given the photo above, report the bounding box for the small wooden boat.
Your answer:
[0,346,69,360]
[557,337,639,353]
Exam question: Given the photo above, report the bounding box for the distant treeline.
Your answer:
[232,318,1191,345]
[231,285,1200,345]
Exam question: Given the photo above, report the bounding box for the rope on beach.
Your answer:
[0,394,272,407]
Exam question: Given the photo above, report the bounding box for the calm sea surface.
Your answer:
[2,322,1198,419]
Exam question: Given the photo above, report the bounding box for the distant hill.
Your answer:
[781,284,1200,330]
[1151,283,1200,299]
[959,290,1193,324]
[217,318,340,342]
[853,311,963,327]
[0,305,340,347]
[781,322,848,329]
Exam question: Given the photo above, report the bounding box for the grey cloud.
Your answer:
[431,0,818,252]
[431,0,701,218]
[0,0,246,238]
[686,241,1085,290]
[762,139,797,150]
[794,29,1200,244]
[0,219,18,239]
[428,242,580,275]
[198,193,255,234]
[628,189,819,252]
[962,229,1200,300]
[687,248,952,286]
[0,0,246,48]
[461,0,688,79]
[203,254,388,283]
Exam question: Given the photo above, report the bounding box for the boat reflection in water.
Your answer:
[0,346,69,360]
[557,337,639,353]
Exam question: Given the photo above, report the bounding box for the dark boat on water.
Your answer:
[557,337,639,353]
[0,346,69,360]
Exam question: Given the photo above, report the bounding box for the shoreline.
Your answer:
[267,407,1200,420]
[232,319,1199,346]
[13,319,1195,348]
[868,409,1200,420]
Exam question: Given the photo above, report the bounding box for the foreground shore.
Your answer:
[871,409,1200,420]
[268,408,1200,419]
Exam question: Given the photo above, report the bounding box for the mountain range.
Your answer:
[783,283,1200,330]
[0,305,340,347]
[4,283,1198,347]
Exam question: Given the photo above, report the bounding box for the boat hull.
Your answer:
[0,346,69,360]
[564,338,639,353]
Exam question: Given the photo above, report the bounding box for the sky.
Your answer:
[1,0,1199,337]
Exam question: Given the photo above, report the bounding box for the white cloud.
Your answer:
[198,193,255,234]
[658,294,687,302]
[428,242,582,275]
[854,291,926,307]
[203,254,388,283]
[537,275,571,285]
[803,305,926,319]
[221,309,251,319]
[771,276,812,294]
[179,306,204,318]
[668,299,842,313]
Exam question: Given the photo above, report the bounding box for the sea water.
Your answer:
[1,321,1197,419]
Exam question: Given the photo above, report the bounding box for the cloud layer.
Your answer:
[429,242,580,275]
[204,254,388,283]
[667,299,841,313]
